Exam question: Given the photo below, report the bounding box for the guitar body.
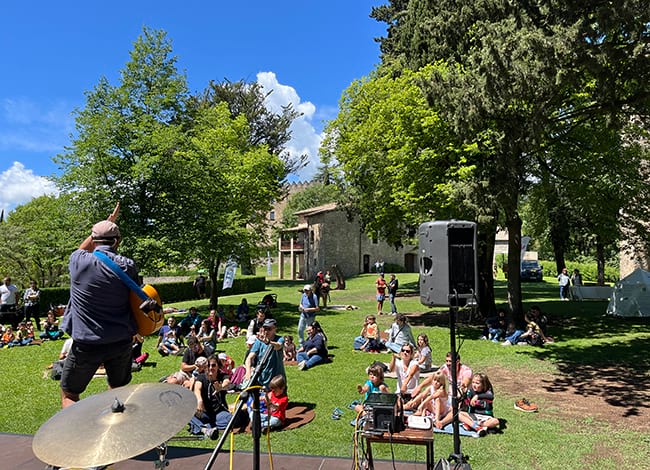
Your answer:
[129,284,164,336]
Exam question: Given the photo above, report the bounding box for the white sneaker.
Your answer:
[202,426,218,440]
[298,360,306,370]
[501,340,512,346]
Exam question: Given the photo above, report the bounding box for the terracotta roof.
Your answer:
[293,202,338,216]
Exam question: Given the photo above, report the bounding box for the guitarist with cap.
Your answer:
[59,202,139,410]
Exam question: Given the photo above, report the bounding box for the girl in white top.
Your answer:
[414,333,433,371]
[416,371,450,429]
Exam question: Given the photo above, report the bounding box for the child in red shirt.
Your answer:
[262,375,288,431]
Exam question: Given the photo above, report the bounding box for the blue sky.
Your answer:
[0,1,385,214]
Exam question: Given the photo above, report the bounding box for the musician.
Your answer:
[59,202,139,409]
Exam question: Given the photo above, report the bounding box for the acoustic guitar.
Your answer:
[129,284,164,336]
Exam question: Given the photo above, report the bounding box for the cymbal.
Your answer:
[33,382,197,468]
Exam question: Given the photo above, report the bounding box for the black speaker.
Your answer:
[419,220,478,307]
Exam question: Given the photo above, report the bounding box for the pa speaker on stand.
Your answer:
[419,220,477,469]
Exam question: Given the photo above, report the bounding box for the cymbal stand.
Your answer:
[154,436,203,469]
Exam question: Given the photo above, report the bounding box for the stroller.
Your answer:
[256,293,277,315]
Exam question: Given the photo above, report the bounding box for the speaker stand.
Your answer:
[447,295,472,468]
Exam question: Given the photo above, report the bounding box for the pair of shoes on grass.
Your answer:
[331,407,345,420]
[514,398,538,412]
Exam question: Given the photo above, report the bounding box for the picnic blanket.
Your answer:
[433,422,480,438]
[237,402,315,433]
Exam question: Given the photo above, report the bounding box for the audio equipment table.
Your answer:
[362,427,434,470]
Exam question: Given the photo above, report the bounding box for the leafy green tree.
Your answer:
[54,27,189,271]
[0,195,88,287]
[370,0,650,321]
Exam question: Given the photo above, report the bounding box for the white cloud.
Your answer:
[256,72,324,182]
[0,162,58,214]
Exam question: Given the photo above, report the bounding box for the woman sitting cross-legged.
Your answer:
[296,321,328,371]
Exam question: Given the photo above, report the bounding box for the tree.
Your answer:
[54,27,190,272]
[370,0,650,322]
[0,195,88,287]
[53,27,289,309]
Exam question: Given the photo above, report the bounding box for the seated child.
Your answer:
[14,322,33,346]
[39,311,65,341]
[354,363,390,414]
[415,371,450,429]
[193,356,208,377]
[283,335,296,362]
[414,333,433,371]
[254,374,288,431]
[356,315,381,352]
[458,372,500,436]
[161,329,181,356]
[1,326,16,348]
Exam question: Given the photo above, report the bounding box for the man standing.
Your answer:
[22,280,41,327]
[59,203,138,409]
[375,274,387,316]
[244,318,285,390]
[558,267,570,301]
[297,284,319,347]
[387,274,399,315]
[0,277,20,328]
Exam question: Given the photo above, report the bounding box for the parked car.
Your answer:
[521,260,543,281]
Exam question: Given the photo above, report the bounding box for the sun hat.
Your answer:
[303,284,312,291]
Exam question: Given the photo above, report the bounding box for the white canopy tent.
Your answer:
[606,268,650,317]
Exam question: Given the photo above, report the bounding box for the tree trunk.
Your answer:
[596,235,606,286]
[208,258,221,309]
[506,214,524,327]
[476,219,498,320]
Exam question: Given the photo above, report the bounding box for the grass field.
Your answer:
[1,273,649,469]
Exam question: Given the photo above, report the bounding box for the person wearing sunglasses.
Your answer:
[388,345,420,401]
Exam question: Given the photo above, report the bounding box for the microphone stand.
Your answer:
[204,339,275,470]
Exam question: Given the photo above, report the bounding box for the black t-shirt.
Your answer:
[196,372,228,417]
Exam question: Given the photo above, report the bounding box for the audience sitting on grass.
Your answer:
[248,374,288,431]
[39,311,65,341]
[246,308,267,345]
[502,306,554,346]
[197,318,217,355]
[296,321,328,371]
[414,333,433,372]
[283,335,296,362]
[482,308,508,342]
[406,352,472,414]
[354,363,390,414]
[387,342,420,401]
[1,326,16,347]
[181,336,208,375]
[157,317,183,356]
[354,314,382,352]
[383,314,416,353]
[237,298,250,322]
[414,370,450,430]
[178,306,202,337]
[458,372,500,437]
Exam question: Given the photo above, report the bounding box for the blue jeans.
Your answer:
[383,341,402,353]
[505,330,525,344]
[389,294,397,314]
[297,313,315,346]
[296,351,325,370]
[189,410,235,433]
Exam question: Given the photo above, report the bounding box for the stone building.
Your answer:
[277,203,419,280]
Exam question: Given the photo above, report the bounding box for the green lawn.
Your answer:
[2,273,649,468]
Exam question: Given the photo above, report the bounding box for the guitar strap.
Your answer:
[93,250,148,302]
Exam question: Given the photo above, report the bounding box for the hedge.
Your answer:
[36,276,266,312]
